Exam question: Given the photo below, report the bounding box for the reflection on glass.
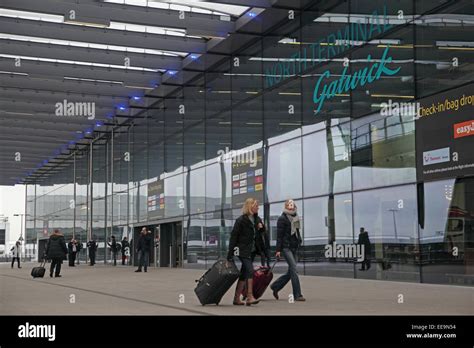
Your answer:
[421,178,474,285]
[266,138,302,202]
[353,184,419,282]
[303,122,351,197]
[351,113,416,190]
[165,174,184,218]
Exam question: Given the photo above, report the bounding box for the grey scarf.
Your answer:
[283,208,300,235]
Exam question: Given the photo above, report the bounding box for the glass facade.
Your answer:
[26,0,474,286]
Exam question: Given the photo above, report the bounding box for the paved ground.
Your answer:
[0,262,472,315]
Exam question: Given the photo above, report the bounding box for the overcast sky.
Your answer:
[0,185,25,245]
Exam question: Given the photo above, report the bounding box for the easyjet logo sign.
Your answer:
[454,120,474,139]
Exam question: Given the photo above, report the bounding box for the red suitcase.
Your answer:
[242,261,277,299]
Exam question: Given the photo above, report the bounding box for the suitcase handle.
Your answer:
[270,259,278,272]
[257,259,278,273]
[195,267,212,283]
[39,258,47,268]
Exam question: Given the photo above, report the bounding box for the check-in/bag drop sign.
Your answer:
[313,46,400,114]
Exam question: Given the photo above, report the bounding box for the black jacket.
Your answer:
[46,234,68,259]
[87,240,97,253]
[121,240,130,252]
[276,213,302,252]
[108,239,118,253]
[67,242,79,253]
[228,214,261,260]
[357,231,372,254]
[137,234,153,253]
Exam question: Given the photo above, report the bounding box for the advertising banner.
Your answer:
[416,83,474,181]
[147,179,165,219]
[231,148,264,209]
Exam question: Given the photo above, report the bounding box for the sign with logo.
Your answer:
[416,83,474,181]
[263,4,398,116]
[148,179,164,219]
[422,147,450,166]
[231,148,264,209]
[453,120,474,139]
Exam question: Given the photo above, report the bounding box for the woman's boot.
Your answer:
[233,280,246,305]
[245,279,260,306]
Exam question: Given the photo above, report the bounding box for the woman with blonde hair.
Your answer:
[270,199,305,301]
[227,198,263,306]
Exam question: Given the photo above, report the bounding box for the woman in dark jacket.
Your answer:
[46,229,68,278]
[270,199,305,301]
[227,198,261,306]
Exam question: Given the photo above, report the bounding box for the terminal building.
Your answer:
[1,0,473,286]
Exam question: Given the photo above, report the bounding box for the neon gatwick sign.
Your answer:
[264,4,400,114]
[313,46,400,113]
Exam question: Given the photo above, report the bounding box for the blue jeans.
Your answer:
[139,251,149,271]
[271,248,302,298]
[238,257,253,281]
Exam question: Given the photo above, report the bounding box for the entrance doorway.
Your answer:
[159,221,183,268]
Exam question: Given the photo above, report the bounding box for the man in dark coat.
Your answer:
[46,229,68,278]
[135,228,152,272]
[87,237,97,266]
[357,227,372,271]
[107,235,118,266]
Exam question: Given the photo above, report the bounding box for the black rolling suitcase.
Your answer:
[194,259,239,305]
[31,259,46,278]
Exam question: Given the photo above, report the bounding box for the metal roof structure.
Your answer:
[2,0,473,185]
[0,0,309,185]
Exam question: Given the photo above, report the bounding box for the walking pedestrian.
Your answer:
[46,229,68,278]
[270,199,305,302]
[227,198,261,306]
[10,241,22,269]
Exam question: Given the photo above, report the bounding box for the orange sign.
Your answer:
[454,120,474,139]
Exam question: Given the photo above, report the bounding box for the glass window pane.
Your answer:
[303,122,351,197]
[266,138,302,202]
[303,194,354,278]
[351,113,416,190]
[353,184,420,282]
[421,178,474,285]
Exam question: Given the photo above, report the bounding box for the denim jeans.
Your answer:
[139,251,150,271]
[238,256,254,280]
[271,248,302,298]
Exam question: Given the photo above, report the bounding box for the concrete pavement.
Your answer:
[0,262,472,315]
